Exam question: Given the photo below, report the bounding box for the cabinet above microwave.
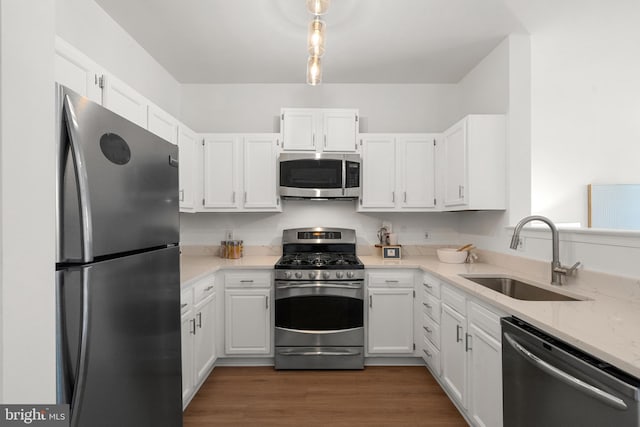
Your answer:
[280,108,359,153]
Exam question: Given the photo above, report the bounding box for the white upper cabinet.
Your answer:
[281,108,359,152]
[360,135,396,208]
[54,37,102,103]
[359,134,437,211]
[147,103,178,144]
[442,115,506,210]
[243,134,280,209]
[200,134,281,212]
[101,74,148,128]
[202,135,239,210]
[178,124,198,212]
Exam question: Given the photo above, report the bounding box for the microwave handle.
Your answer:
[342,159,346,196]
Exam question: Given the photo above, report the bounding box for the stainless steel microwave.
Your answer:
[278,153,361,200]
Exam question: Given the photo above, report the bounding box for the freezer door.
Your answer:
[56,85,179,263]
[56,246,182,427]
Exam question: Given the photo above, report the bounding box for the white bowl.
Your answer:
[437,248,468,264]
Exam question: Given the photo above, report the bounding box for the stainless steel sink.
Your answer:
[460,275,582,301]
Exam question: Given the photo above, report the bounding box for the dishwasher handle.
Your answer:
[503,332,628,411]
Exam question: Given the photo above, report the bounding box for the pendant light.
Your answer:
[307,55,322,86]
[306,0,330,16]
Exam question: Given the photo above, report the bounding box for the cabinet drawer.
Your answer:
[441,283,466,315]
[422,314,441,349]
[368,271,414,288]
[422,273,441,298]
[468,301,502,341]
[194,277,216,304]
[180,289,193,315]
[422,335,441,376]
[225,271,272,288]
[422,292,441,323]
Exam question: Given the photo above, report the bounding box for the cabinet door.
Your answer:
[181,313,195,405]
[147,104,178,144]
[281,110,316,151]
[367,288,414,354]
[443,119,467,207]
[468,322,503,427]
[441,303,467,408]
[178,126,198,212]
[360,136,396,208]
[243,135,279,209]
[398,135,436,208]
[54,37,102,103]
[194,294,216,383]
[323,110,357,152]
[202,135,239,209]
[225,289,271,354]
[102,74,148,128]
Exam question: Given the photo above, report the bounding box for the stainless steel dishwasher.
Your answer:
[502,317,640,427]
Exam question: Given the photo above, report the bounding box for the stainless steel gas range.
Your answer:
[274,227,365,370]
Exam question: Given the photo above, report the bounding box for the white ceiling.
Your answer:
[94,0,527,84]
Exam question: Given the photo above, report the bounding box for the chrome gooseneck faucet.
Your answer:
[510,215,581,286]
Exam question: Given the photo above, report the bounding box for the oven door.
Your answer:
[275,281,364,347]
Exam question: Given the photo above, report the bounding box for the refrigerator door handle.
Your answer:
[55,270,72,404]
[70,267,92,427]
[63,94,94,263]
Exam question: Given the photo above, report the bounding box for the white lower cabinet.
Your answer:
[181,275,217,408]
[366,271,416,355]
[224,271,272,355]
[421,273,442,375]
[438,282,504,427]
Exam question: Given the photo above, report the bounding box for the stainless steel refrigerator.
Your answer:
[55,85,182,427]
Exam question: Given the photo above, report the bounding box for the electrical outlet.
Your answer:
[516,236,525,251]
[424,232,430,239]
[225,230,234,240]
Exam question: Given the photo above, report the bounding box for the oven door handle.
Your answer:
[503,333,628,411]
[277,349,362,357]
[277,283,362,290]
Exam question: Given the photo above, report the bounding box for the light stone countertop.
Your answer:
[181,251,640,378]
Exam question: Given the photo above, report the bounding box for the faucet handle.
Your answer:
[554,261,581,277]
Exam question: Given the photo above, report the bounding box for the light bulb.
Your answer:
[306,0,330,15]
[306,56,322,86]
[307,17,325,57]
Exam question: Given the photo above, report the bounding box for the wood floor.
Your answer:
[183,366,467,426]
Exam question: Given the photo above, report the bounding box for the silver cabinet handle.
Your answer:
[385,280,399,283]
[456,325,462,343]
[404,191,407,203]
[205,285,214,291]
[422,349,432,358]
[458,185,464,199]
[369,295,373,308]
[265,295,269,309]
[392,191,395,203]
[196,312,202,328]
[423,302,432,309]
[180,303,187,309]
[504,333,628,410]
[240,279,254,283]
[232,191,236,203]
[179,189,184,201]
[62,94,94,263]
[423,326,432,333]
[423,283,433,289]
[465,333,472,351]
[324,134,327,148]
[244,191,247,204]
[312,133,316,147]
[190,318,196,335]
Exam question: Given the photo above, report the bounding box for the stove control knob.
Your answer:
[322,271,331,279]
[284,271,293,279]
[308,272,317,279]
[346,271,355,279]
[295,272,303,279]
[336,271,344,279]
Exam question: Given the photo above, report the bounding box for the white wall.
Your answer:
[0,0,56,402]
[55,0,182,117]
[504,0,640,227]
[180,203,461,247]
[181,83,460,133]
